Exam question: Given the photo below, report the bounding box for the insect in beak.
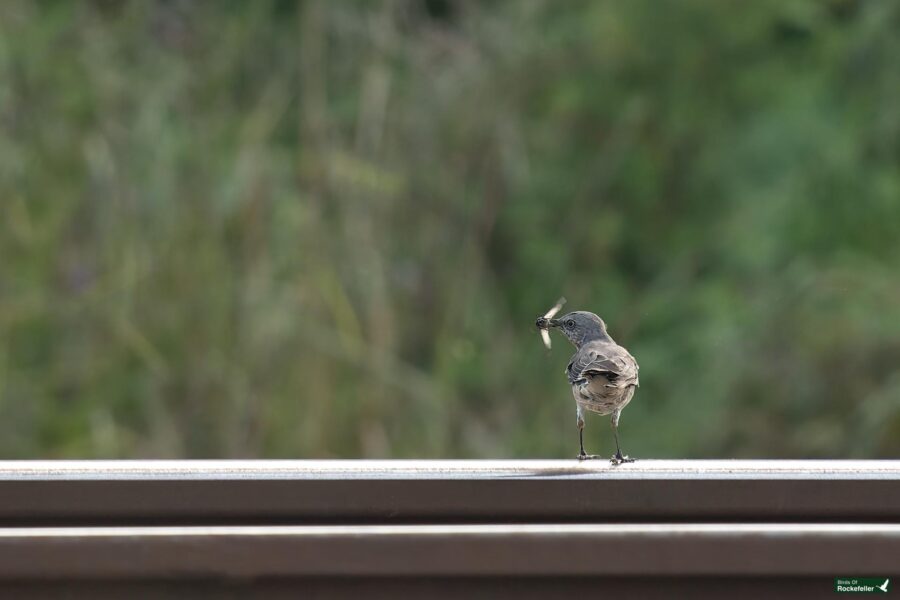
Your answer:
[536,297,566,349]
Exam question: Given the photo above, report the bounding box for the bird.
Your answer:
[536,308,639,464]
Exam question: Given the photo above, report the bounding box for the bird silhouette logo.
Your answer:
[878,579,890,593]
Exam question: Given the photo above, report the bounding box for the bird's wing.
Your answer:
[566,342,639,387]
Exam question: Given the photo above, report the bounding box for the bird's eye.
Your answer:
[565,319,575,329]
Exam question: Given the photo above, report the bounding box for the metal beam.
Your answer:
[0,460,897,524]
[0,523,895,578]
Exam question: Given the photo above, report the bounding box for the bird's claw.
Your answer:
[577,453,600,461]
[610,453,635,465]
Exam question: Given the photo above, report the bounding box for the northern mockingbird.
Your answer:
[536,308,640,464]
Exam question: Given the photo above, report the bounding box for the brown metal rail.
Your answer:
[0,460,896,597]
[0,459,897,524]
[0,523,896,578]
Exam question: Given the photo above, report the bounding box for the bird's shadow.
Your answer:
[496,463,629,478]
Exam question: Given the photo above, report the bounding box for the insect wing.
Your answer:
[544,297,566,319]
[541,328,552,349]
[539,297,565,349]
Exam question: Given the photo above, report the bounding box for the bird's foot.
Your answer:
[577,453,600,461]
[610,452,635,466]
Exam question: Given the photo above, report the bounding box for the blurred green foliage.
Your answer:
[0,0,898,459]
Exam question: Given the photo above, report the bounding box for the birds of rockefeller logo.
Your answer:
[834,578,890,593]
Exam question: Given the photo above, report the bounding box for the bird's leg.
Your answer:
[610,410,635,465]
[578,426,587,459]
[576,406,598,460]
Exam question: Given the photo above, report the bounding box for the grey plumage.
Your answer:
[536,309,639,464]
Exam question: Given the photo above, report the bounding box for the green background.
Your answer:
[1,0,898,459]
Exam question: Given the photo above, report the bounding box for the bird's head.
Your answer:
[536,311,609,348]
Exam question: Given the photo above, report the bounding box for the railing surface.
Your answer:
[0,460,897,598]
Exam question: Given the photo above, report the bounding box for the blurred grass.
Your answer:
[0,0,898,459]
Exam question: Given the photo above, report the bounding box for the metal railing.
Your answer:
[0,460,897,596]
